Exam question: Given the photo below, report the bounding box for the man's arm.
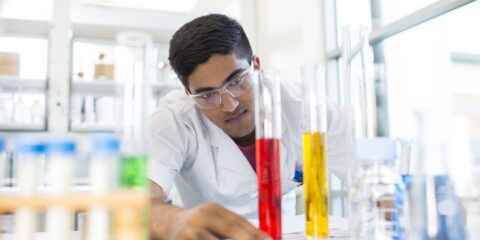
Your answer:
[149,181,269,240]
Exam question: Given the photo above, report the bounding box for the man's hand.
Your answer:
[150,181,269,240]
[166,203,269,240]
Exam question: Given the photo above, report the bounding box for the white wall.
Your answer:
[253,0,326,85]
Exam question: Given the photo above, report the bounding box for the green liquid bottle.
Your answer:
[120,155,148,189]
[118,154,149,240]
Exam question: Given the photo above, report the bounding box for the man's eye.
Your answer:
[229,77,242,86]
[202,92,217,99]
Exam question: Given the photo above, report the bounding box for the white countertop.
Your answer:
[249,214,349,239]
[1,215,349,240]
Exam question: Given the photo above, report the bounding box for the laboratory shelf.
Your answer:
[70,123,116,133]
[73,22,173,43]
[71,80,118,96]
[71,80,181,96]
[0,76,47,92]
[0,18,172,42]
[0,18,50,38]
[0,123,45,131]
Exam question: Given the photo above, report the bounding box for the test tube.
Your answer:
[0,136,5,187]
[13,139,44,240]
[115,31,153,240]
[341,25,376,232]
[301,63,328,239]
[340,24,377,174]
[254,69,282,239]
[87,134,120,240]
[45,139,76,240]
[0,136,4,234]
[115,31,153,190]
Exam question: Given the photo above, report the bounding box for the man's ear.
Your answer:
[253,55,261,70]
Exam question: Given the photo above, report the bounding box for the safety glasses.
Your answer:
[190,68,253,109]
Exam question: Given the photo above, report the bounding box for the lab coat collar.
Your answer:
[199,109,288,181]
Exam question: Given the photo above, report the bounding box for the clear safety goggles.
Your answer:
[190,68,253,109]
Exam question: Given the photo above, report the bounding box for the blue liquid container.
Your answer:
[401,174,465,240]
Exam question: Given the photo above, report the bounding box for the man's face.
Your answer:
[188,53,256,138]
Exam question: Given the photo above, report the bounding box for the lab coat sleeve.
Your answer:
[148,106,193,195]
[326,99,348,182]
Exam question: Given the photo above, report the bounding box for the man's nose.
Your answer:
[221,93,239,112]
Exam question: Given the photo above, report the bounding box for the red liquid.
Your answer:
[256,138,282,239]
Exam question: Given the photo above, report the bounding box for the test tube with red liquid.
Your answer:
[254,70,282,239]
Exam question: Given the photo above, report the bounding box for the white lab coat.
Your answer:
[148,81,347,218]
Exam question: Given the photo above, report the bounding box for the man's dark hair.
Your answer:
[168,14,253,89]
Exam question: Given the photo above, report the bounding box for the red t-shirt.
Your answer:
[237,143,256,172]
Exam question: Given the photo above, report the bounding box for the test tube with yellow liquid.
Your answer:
[302,64,328,239]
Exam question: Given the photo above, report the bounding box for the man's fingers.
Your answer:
[192,229,220,240]
[200,204,267,240]
[204,213,253,239]
[211,204,262,236]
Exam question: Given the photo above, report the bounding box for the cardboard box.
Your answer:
[94,64,115,80]
[0,52,20,76]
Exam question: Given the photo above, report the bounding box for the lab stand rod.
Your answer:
[326,0,477,60]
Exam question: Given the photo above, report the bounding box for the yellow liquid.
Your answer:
[303,132,328,238]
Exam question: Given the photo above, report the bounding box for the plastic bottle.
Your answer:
[350,138,406,240]
[45,139,76,240]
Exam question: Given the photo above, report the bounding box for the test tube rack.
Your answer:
[0,190,149,240]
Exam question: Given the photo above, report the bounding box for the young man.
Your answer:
[148,14,347,239]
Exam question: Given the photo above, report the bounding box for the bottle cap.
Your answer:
[45,138,76,155]
[92,134,120,154]
[0,136,5,152]
[15,138,46,154]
